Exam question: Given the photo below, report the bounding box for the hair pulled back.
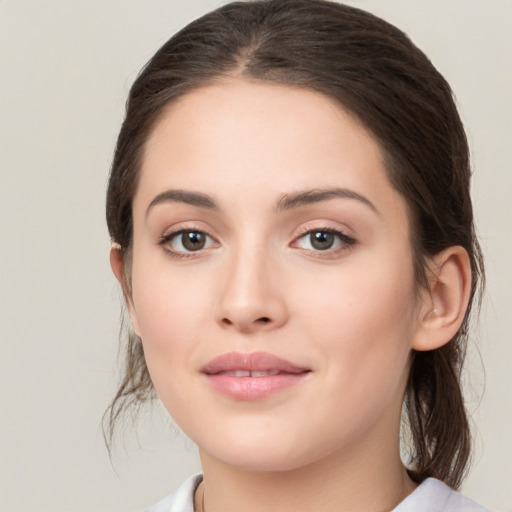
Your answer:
[105,0,484,488]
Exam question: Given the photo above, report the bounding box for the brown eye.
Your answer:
[161,229,217,255]
[310,231,335,250]
[293,228,356,255]
[181,231,206,251]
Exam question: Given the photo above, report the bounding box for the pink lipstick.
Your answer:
[202,351,310,400]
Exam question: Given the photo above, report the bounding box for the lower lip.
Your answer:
[204,373,309,400]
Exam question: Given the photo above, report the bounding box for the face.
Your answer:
[126,80,424,473]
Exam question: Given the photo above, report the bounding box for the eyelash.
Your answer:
[159,227,218,259]
[158,227,356,259]
[291,227,357,257]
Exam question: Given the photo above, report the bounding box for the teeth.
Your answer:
[252,370,280,377]
[222,370,280,377]
[233,370,251,377]
[251,371,270,377]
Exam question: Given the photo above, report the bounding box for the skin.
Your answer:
[111,80,471,512]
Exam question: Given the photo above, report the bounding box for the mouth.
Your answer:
[215,369,282,377]
[201,351,311,400]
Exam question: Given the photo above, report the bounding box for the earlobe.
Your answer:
[412,246,472,351]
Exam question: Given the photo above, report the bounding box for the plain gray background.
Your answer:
[1,1,511,511]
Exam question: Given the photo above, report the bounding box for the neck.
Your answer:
[196,435,416,512]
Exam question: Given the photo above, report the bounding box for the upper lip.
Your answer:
[202,351,310,375]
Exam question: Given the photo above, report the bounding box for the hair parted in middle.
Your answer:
[105,0,484,489]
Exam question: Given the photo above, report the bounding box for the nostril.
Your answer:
[220,316,273,329]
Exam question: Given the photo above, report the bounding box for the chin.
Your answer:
[212,450,308,473]
[199,431,332,474]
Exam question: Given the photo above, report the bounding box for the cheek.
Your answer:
[130,243,212,339]
[131,283,204,422]
[128,256,212,395]
[296,249,417,391]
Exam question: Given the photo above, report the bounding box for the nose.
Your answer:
[215,248,288,334]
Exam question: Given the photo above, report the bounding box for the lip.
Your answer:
[201,351,311,401]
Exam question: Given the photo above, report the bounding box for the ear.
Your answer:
[412,246,472,351]
[110,242,125,286]
[109,243,140,336]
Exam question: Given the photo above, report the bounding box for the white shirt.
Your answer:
[143,473,489,512]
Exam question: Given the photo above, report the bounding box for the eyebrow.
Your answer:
[276,188,379,215]
[146,186,378,216]
[146,189,219,216]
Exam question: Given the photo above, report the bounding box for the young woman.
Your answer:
[105,1,487,510]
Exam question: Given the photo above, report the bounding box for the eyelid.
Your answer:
[158,220,218,243]
[290,225,357,256]
[158,225,219,258]
[292,220,355,241]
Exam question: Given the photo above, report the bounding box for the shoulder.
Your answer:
[393,478,490,512]
[142,474,202,512]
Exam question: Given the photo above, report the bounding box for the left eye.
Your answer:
[163,230,217,253]
[294,229,354,251]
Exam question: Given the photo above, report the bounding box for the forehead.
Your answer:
[144,79,378,170]
[136,79,407,223]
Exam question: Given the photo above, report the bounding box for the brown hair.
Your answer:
[105,0,484,488]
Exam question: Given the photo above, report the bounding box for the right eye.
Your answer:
[160,229,217,255]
